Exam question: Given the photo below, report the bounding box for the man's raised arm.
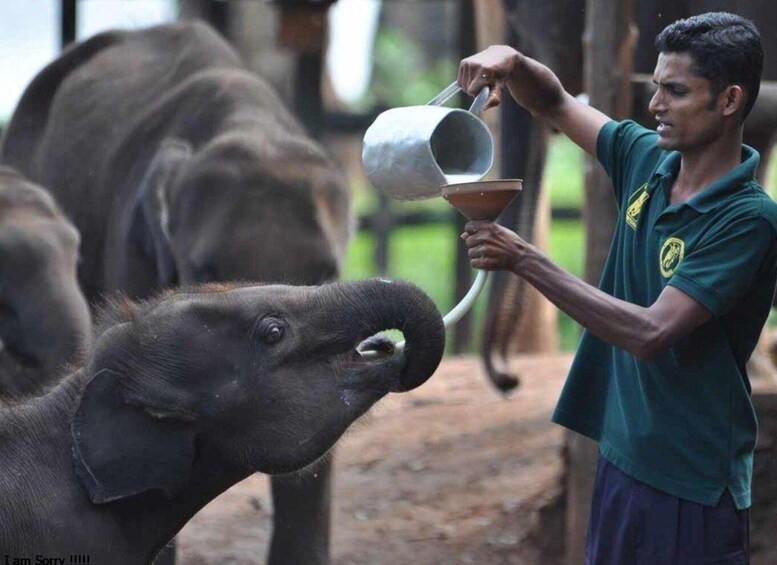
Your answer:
[458,45,611,157]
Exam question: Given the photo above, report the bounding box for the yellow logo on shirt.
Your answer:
[660,237,685,277]
[626,184,650,230]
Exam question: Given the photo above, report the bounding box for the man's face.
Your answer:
[648,52,725,152]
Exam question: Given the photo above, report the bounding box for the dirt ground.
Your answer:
[178,353,573,565]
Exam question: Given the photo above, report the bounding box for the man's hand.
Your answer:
[460,219,712,360]
[460,220,533,273]
[457,45,521,111]
[457,45,610,156]
[457,45,566,118]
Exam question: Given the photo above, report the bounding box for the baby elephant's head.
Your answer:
[71,278,445,503]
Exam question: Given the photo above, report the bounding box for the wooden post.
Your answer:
[61,0,77,49]
[276,2,332,138]
[452,0,477,354]
[178,0,230,38]
[583,1,636,281]
[373,194,392,275]
[566,1,636,564]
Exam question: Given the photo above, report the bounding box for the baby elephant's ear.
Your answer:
[71,369,196,504]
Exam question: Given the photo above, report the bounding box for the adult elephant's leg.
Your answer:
[268,456,332,565]
[481,93,548,393]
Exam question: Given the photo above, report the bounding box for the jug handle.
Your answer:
[427,81,490,116]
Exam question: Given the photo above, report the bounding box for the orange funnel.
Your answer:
[441,179,522,221]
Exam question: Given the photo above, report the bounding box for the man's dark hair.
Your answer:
[655,12,763,120]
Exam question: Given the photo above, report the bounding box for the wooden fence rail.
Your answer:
[357,205,581,275]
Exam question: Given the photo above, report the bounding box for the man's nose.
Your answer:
[648,89,664,115]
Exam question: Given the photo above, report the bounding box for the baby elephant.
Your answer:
[0,278,445,562]
[0,166,91,400]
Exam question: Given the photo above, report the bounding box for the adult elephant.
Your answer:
[0,22,350,565]
[0,278,446,562]
[482,0,777,391]
[0,166,91,401]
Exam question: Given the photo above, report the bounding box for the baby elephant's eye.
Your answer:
[255,317,285,345]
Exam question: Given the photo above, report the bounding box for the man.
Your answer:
[459,12,776,564]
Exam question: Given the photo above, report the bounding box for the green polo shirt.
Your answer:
[552,120,777,509]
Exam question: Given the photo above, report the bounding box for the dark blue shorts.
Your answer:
[586,454,749,565]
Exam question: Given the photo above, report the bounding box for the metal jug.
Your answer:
[362,82,493,201]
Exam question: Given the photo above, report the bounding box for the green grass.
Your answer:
[546,136,585,208]
[342,222,456,307]
[549,218,585,350]
[767,145,777,199]
[545,138,586,349]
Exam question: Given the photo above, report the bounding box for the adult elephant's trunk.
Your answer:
[0,278,92,399]
[19,280,92,376]
[314,278,446,391]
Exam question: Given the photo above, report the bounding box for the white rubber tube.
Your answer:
[441,269,489,330]
[359,269,489,359]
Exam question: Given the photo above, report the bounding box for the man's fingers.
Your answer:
[458,59,480,95]
[467,245,488,259]
[465,219,492,232]
[457,61,468,92]
[459,61,488,97]
[470,257,494,271]
[484,88,502,111]
[464,233,487,249]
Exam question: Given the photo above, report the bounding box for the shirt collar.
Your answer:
[650,145,760,212]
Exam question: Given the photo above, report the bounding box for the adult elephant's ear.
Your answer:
[71,368,196,504]
[132,139,192,288]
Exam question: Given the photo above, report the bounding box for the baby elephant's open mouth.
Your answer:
[336,335,398,369]
[358,334,397,358]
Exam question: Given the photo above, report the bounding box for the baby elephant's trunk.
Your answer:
[316,278,446,391]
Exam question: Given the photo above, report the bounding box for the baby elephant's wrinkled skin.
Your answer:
[0,23,352,562]
[0,278,444,563]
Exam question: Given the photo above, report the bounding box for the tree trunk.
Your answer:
[512,187,558,353]
[565,1,636,564]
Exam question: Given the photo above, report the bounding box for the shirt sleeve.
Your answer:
[596,120,661,205]
[668,212,777,317]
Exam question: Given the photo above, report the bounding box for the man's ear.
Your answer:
[721,85,745,117]
[71,369,197,504]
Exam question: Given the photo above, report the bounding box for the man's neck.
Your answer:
[671,132,743,204]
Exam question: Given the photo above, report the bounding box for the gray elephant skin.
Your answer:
[0,278,445,562]
[0,166,91,401]
[0,21,352,563]
[0,21,351,301]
